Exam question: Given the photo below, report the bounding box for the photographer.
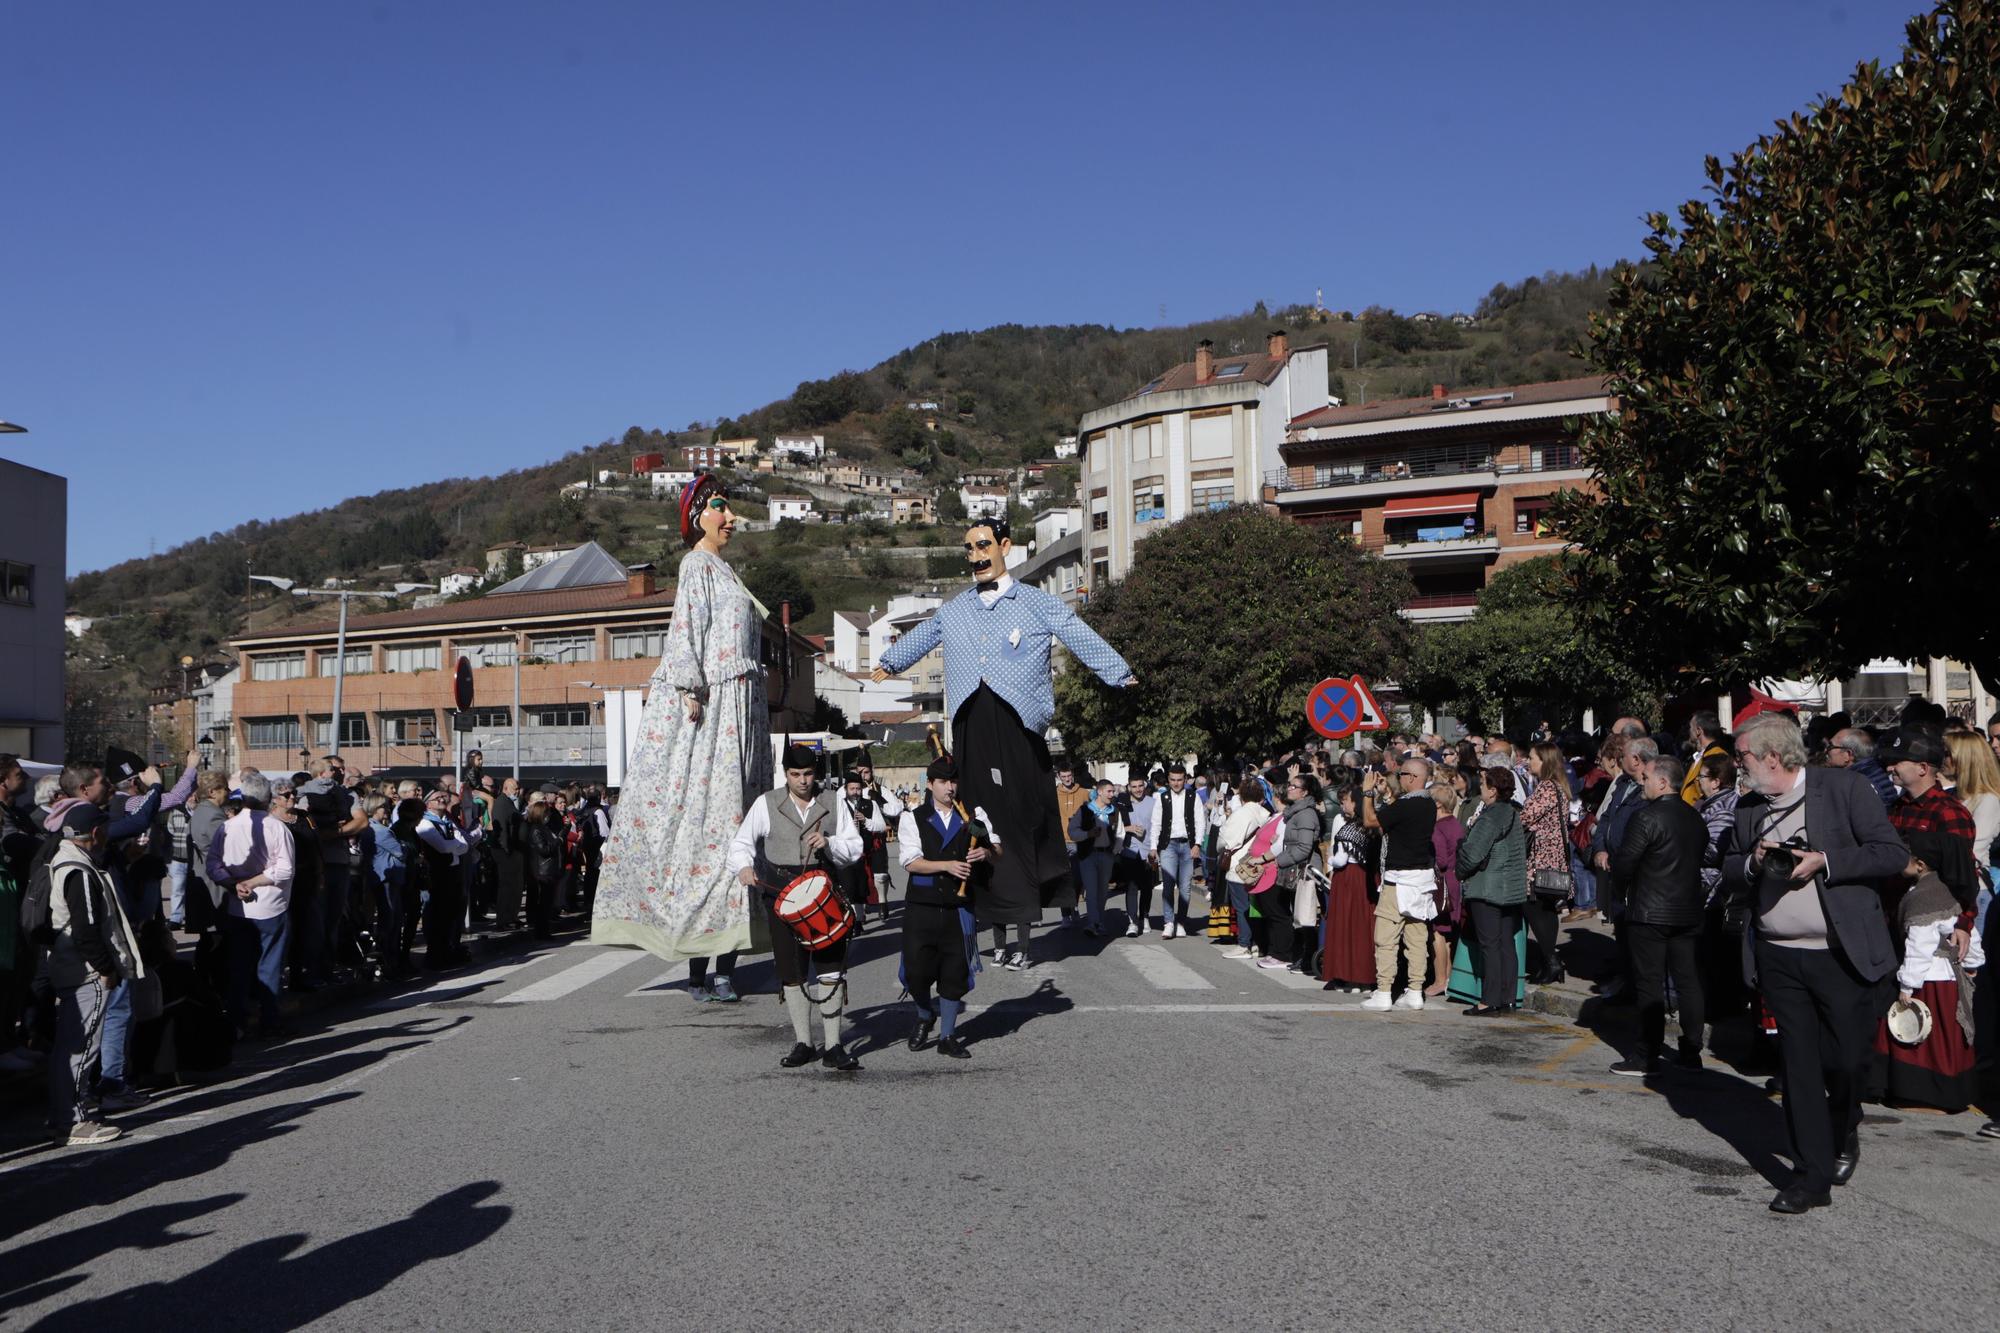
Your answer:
[1722,714,1909,1214]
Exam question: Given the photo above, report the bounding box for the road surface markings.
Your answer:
[628,964,692,996]
[495,948,651,1003]
[1116,942,1215,990]
[363,954,556,1011]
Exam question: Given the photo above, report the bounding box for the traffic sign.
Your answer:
[453,655,474,710]
[1306,675,1386,740]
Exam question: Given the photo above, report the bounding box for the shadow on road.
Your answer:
[22,1180,511,1331]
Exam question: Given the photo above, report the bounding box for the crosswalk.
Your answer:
[370,926,1379,1014]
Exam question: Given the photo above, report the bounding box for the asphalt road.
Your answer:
[4,896,1997,1332]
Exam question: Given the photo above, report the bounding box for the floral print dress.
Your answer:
[591,548,773,961]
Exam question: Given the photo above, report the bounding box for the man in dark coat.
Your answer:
[1722,713,1908,1215]
[1609,753,1712,1077]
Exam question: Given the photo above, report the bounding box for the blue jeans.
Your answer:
[167,861,189,924]
[1157,840,1195,926]
[1228,878,1254,947]
[226,913,291,1029]
[1077,852,1113,929]
[1569,849,1597,912]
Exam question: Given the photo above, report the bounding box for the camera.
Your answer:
[1760,835,1816,889]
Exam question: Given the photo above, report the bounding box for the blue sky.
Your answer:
[1,1,1917,574]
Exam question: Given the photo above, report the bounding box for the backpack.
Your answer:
[18,831,62,946]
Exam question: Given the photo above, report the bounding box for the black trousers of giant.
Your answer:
[1755,940,1883,1194]
[902,900,971,1003]
[1629,921,1705,1056]
[1467,900,1523,1010]
[761,863,847,987]
[953,685,1072,921]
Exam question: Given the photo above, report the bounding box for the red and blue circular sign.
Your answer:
[1306,676,1384,740]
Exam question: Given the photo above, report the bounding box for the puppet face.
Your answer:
[963,524,1010,581]
[699,494,736,546]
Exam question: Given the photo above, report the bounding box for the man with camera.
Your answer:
[1723,713,1908,1215]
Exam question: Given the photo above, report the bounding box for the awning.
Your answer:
[1382,492,1481,519]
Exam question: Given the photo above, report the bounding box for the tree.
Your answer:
[1559,2,2000,692]
[1052,507,1412,761]
[742,558,815,620]
[1399,556,1657,734]
[936,487,966,524]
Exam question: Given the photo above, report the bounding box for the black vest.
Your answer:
[908,804,972,906]
[1155,788,1199,850]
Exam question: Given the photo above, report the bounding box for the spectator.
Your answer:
[1870,830,1983,1112]
[1216,780,1276,960]
[1425,782,1466,997]
[1456,766,1526,1015]
[1693,752,1745,1018]
[1826,727,1896,807]
[46,803,141,1146]
[1359,755,1437,1011]
[523,798,565,939]
[1520,742,1573,984]
[163,787,195,930]
[1941,731,2000,899]
[1113,776,1155,938]
[1564,737,1613,922]
[1680,711,1729,805]
[299,755,367,975]
[1,754,40,1072]
[1148,764,1208,938]
[361,795,412,978]
[489,776,527,933]
[1609,754,1711,1075]
[1723,713,1909,1214]
[1883,727,1976,856]
[415,789,478,969]
[269,778,328,993]
[1318,784,1374,990]
[207,770,295,1040]
[1259,772,1322,971]
[183,773,234,998]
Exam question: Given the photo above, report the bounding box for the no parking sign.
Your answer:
[1305,676,1386,740]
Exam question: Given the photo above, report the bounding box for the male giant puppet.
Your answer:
[874,517,1135,933]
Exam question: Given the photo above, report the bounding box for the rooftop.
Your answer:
[234,580,678,645]
[1287,375,1609,431]
[489,541,631,595]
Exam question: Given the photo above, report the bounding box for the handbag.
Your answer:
[1532,866,1574,898]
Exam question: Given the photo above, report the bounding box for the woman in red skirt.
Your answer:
[1871,830,1981,1112]
[1319,784,1375,992]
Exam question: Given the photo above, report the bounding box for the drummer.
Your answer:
[897,755,1001,1060]
[726,743,865,1071]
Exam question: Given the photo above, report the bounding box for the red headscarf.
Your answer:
[678,472,725,544]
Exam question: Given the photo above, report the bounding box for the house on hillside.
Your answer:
[716,438,757,459]
[891,494,934,525]
[959,468,1008,488]
[772,433,825,462]
[1054,436,1079,459]
[483,541,525,576]
[683,444,725,469]
[524,545,576,572]
[959,485,1008,522]
[439,568,483,597]
[630,451,665,474]
[905,400,941,412]
[649,469,696,496]
[769,494,815,523]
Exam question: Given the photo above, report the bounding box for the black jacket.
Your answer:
[1611,794,1709,927]
[489,794,523,856]
[525,820,563,885]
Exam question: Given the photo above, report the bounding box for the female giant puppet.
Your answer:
[592,474,774,966]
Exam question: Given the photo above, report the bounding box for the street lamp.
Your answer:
[252,575,433,765]
[197,731,214,771]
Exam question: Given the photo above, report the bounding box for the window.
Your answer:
[456,637,517,668]
[526,634,595,664]
[1191,470,1233,512]
[1090,557,1110,592]
[1530,443,1577,471]
[1087,431,1107,473]
[608,625,669,661]
[1,560,32,606]
[250,653,306,682]
[1131,479,1165,524]
[1089,494,1109,532]
[469,707,512,728]
[317,649,373,677]
[1128,421,1164,465]
[1514,497,1554,537]
[1214,362,1248,379]
[528,704,590,727]
[382,643,441,673]
[311,715,371,747]
[245,716,302,750]
[379,711,438,745]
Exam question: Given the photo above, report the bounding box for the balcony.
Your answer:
[1265,442,1581,497]
[1378,526,1500,560]
[1398,592,1480,623]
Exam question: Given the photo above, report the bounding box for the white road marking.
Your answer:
[1116,942,1216,990]
[361,953,555,1012]
[1256,963,1325,991]
[967,1002,1360,1014]
[628,963,692,996]
[495,948,651,1003]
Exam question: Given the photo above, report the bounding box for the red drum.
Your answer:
[773,869,854,949]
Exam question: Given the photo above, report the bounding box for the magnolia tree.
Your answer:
[1558,1,2000,693]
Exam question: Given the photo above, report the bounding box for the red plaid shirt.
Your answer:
[1888,784,1977,848]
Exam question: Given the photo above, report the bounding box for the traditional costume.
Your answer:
[878,532,1130,943]
[592,474,775,976]
[727,744,864,1070]
[1869,831,1982,1111]
[897,757,998,1059]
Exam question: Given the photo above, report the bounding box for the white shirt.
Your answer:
[727,790,863,877]
[1154,784,1209,846]
[416,813,478,864]
[975,572,1015,608]
[896,801,1001,868]
[219,809,295,920]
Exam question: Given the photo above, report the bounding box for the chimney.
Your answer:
[1194,339,1214,382]
[1268,329,1288,360]
[627,569,656,598]
[1431,383,1447,401]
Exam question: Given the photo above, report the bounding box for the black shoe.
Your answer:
[780,1042,817,1068]
[1675,1043,1704,1072]
[1768,1184,1831,1214]
[1832,1131,1859,1186]
[908,1019,934,1052]
[821,1043,861,1072]
[936,1036,971,1060]
[1609,1055,1662,1078]
[1462,1004,1509,1017]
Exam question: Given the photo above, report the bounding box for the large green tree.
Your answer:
[1052,507,1411,762]
[1400,556,1656,733]
[1559,2,2000,691]
[741,557,815,620]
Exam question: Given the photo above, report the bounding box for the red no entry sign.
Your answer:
[1306,675,1385,740]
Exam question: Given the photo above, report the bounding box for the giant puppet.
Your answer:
[874,516,1135,930]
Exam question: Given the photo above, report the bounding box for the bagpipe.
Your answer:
[926,723,988,900]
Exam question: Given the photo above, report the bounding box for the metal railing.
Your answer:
[1265,443,1580,493]
[1375,525,1499,552]
[1402,592,1481,609]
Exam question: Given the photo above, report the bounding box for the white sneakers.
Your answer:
[1123,923,1140,938]
[1161,920,1180,939]
[1359,991,1394,1011]
[1221,946,1256,960]
[1394,991,1425,1011]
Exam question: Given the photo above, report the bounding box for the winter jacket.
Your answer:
[1611,794,1710,927]
[1457,799,1527,906]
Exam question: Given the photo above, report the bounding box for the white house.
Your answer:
[830,609,872,673]
[769,494,815,523]
[649,468,696,496]
[960,485,1008,522]
[1032,506,1078,552]
[772,434,825,462]
[438,567,482,597]
[560,479,590,496]
[63,614,94,639]
[1054,435,1080,459]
